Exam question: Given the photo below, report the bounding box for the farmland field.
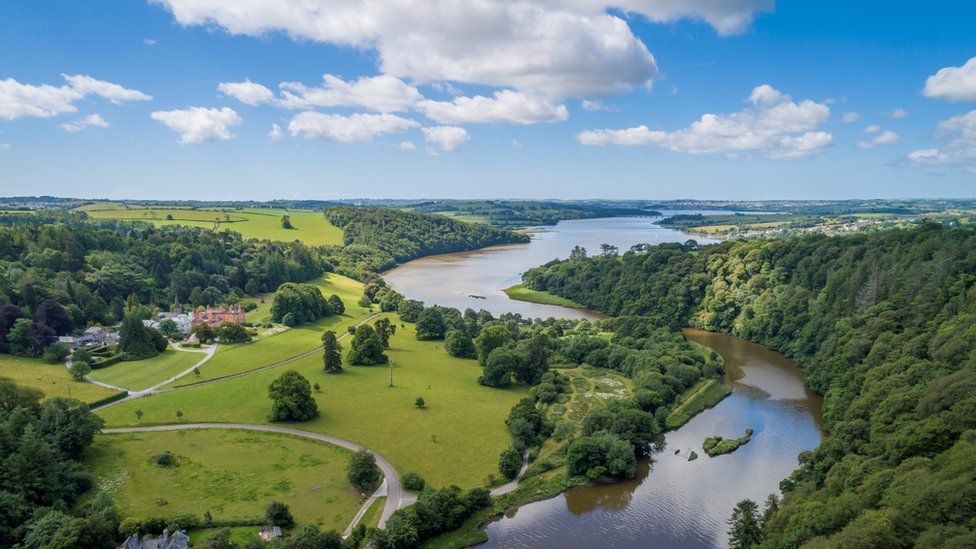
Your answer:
[88,349,205,391]
[0,354,119,403]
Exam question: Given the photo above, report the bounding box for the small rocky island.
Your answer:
[703,429,754,457]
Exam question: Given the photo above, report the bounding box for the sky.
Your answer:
[0,0,974,201]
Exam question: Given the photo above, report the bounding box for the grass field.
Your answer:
[88,349,205,391]
[665,378,731,429]
[82,204,344,246]
[85,429,361,531]
[504,284,582,308]
[98,321,529,488]
[177,273,373,386]
[188,527,261,547]
[0,354,119,403]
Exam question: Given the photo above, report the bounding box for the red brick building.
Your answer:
[191,305,246,327]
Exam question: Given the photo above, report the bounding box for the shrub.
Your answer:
[153,451,175,467]
[348,449,381,492]
[402,472,426,491]
[265,501,294,528]
[415,397,425,409]
[499,447,522,480]
[42,342,70,363]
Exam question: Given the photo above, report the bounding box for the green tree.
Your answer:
[280,215,294,229]
[190,323,217,344]
[727,499,762,549]
[347,325,387,365]
[415,308,446,340]
[348,449,381,492]
[397,299,424,322]
[402,472,426,491]
[321,330,343,373]
[117,315,159,359]
[444,329,476,359]
[474,324,511,365]
[7,318,48,357]
[196,528,239,549]
[265,501,294,528]
[374,317,397,348]
[480,347,519,387]
[498,447,522,480]
[270,282,331,326]
[218,322,252,343]
[415,396,425,409]
[42,343,70,364]
[68,360,91,381]
[515,332,549,384]
[267,370,318,422]
[158,318,180,339]
[327,294,345,315]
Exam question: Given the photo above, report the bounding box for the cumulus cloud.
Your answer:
[865,124,881,133]
[842,112,860,123]
[923,56,976,102]
[418,90,567,125]
[577,84,832,159]
[907,109,976,169]
[288,111,419,142]
[268,123,283,141]
[279,74,423,112]
[60,113,110,132]
[219,79,276,106]
[0,74,149,120]
[397,140,417,151]
[577,0,774,36]
[422,125,470,151]
[512,138,524,149]
[151,0,675,98]
[889,107,907,119]
[150,106,242,144]
[857,130,900,149]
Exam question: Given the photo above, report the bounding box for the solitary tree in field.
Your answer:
[728,499,763,549]
[135,409,143,423]
[280,215,294,229]
[415,397,425,409]
[322,330,343,373]
[328,294,345,315]
[348,449,381,492]
[176,410,184,422]
[267,370,318,422]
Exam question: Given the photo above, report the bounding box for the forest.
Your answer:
[522,223,976,546]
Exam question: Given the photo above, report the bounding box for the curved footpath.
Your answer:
[100,423,406,533]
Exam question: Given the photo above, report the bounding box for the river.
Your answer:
[384,216,823,548]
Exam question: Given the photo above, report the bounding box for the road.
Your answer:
[100,422,405,530]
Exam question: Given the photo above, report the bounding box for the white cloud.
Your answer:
[288,111,419,142]
[577,84,832,159]
[397,140,417,151]
[219,79,276,106]
[422,125,470,151]
[889,107,907,119]
[0,75,149,120]
[152,0,670,98]
[842,112,860,123]
[60,113,110,132]
[143,38,157,46]
[268,123,283,141]
[150,106,242,144]
[430,82,462,96]
[418,90,567,125]
[581,99,617,112]
[61,74,152,103]
[574,0,774,36]
[512,138,523,149]
[857,130,900,149]
[864,124,880,133]
[923,56,976,102]
[0,143,9,150]
[279,74,423,112]
[907,109,976,169]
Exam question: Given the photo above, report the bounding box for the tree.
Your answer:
[480,347,519,387]
[270,282,331,326]
[761,494,779,526]
[117,315,159,359]
[7,318,54,357]
[196,528,239,549]
[374,317,396,348]
[158,318,180,339]
[68,360,91,381]
[190,323,217,344]
[566,433,636,480]
[474,324,511,365]
[499,447,522,479]
[71,348,92,364]
[135,409,143,422]
[321,330,343,373]
[444,329,476,359]
[35,299,74,336]
[348,449,381,492]
[218,322,251,343]
[267,370,318,422]
[266,501,294,528]
[347,325,387,365]
[415,308,446,340]
[42,343,70,364]
[328,294,345,315]
[415,397,425,409]
[289,525,342,549]
[402,472,426,491]
[398,299,424,323]
[515,332,549,384]
[727,499,763,549]
[280,215,294,229]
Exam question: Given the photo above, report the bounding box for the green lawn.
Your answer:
[177,273,374,386]
[88,349,205,391]
[84,205,344,246]
[98,321,529,488]
[0,354,119,403]
[665,378,732,429]
[85,429,360,530]
[504,284,582,308]
[188,527,261,547]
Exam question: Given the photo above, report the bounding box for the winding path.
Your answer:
[100,423,405,531]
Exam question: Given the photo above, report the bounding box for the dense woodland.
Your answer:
[523,223,976,546]
[323,207,528,278]
[403,200,656,227]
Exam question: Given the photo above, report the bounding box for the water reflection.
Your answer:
[482,331,823,549]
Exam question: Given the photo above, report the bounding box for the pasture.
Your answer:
[88,349,204,391]
[0,354,119,403]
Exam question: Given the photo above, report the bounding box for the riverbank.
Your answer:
[503,283,583,308]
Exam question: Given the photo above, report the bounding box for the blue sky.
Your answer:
[0,0,974,200]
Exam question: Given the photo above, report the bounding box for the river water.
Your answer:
[384,216,824,548]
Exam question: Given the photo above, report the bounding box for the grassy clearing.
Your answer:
[178,274,373,386]
[88,349,204,391]
[503,284,582,308]
[665,378,731,429]
[84,205,343,246]
[85,429,360,530]
[98,321,529,488]
[0,354,119,403]
[187,527,260,547]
